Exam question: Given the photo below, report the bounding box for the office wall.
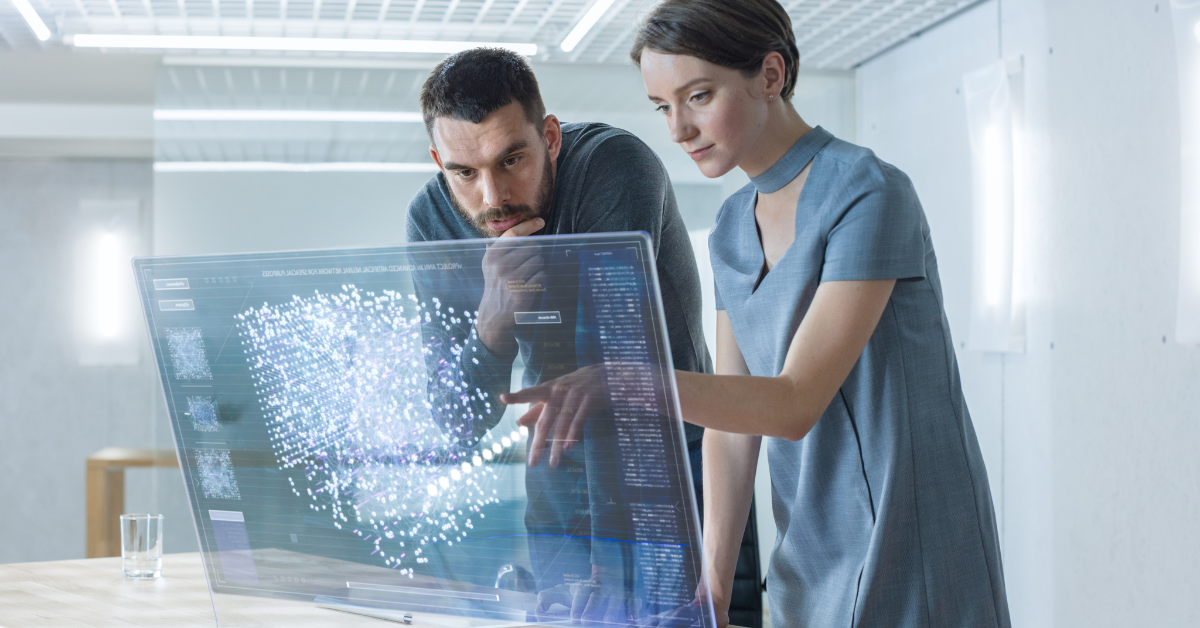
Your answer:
[0,160,192,562]
[0,53,157,160]
[153,171,422,256]
[858,1,1200,626]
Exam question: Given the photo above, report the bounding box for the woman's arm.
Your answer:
[504,279,897,459]
[675,278,896,440]
[701,310,759,627]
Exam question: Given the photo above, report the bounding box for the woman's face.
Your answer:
[640,50,769,179]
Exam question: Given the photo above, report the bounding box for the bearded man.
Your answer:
[404,47,760,627]
[408,47,709,440]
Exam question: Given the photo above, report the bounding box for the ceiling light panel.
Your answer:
[152,65,436,166]
[156,66,429,110]
[0,0,986,70]
[9,0,51,41]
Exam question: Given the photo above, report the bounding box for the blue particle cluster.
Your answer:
[235,285,520,574]
[187,396,220,432]
[196,448,241,500]
[166,327,212,380]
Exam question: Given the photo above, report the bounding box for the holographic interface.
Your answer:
[135,234,711,627]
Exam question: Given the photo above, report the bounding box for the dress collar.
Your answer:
[750,126,834,194]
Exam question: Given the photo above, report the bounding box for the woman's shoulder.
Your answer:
[707,182,758,276]
[714,180,756,220]
[710,182,755,242]
[817,136,915,196]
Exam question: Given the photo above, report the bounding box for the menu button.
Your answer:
[514,311,562,325]
[154,278,190,290]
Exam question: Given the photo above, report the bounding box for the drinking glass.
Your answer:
[119,514,163,578]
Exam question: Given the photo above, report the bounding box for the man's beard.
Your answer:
[449,152,555,238]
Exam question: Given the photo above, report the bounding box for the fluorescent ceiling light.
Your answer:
[10,0,51,41]
[154,109,422,123]
[560,0,617,52]
[162,56,439,70]
[71,34,537,56]
[1194,19,1200,42]
[154,162,440,173]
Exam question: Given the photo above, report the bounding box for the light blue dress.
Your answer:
[710,127,1010,627]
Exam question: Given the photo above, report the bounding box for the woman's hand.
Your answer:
[637,578,726,628]
[501,365,610,467]
[692,574,730,628]
[502,363,674,466]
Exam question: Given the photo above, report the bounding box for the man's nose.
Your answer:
[480,170,510,208]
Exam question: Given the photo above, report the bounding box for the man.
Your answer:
[405,47,753,624]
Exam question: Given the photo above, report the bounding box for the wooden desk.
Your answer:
[0,553,502,627]
[1,553,218,627]
[0,553,747,627]
[85,448,179,558]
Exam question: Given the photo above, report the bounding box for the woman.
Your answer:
[507,0,1010,626]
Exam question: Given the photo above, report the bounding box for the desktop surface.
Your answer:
[0,552,526,627]
[0,553,751,627]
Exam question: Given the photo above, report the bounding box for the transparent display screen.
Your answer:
[134,233,712,627]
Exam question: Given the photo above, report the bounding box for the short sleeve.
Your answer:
[709,192,745,312]
[821,161,927,283]
[574,133,669,240]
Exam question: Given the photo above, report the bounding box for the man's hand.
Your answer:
[534,567,636,626]
[501,364,609,467]
[475,217,546,355]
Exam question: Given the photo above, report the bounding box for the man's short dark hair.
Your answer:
[420,48,547,140]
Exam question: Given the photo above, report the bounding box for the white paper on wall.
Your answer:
[1170,1,1200,343]
[964,58,1022,353]
[76,199,143,366]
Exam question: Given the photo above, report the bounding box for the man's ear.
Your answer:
[543,114,563,162]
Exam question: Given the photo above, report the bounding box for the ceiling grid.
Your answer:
[6,0,981,69]
[0,0,986,165]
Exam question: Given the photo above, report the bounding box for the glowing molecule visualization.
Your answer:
[235,286,522,573]
[186,396,220,432]
[166,327,212,380]
[196,449,241,500]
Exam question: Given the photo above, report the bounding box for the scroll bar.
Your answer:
[346,582,500,602]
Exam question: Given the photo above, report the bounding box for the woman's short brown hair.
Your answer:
[629,0,800,101]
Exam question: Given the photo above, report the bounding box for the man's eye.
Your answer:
[503,157,520,167]
[456,169,475,178]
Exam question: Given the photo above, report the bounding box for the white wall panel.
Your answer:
[0,160,195,563]
[153,171,421,256]
[1042,1,1199,626]
[859,0,1200,626]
